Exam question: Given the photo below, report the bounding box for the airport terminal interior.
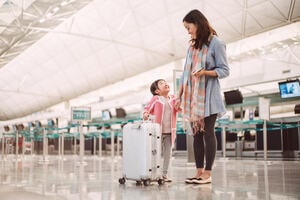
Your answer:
[0,0,300,199]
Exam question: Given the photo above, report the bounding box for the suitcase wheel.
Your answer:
[136,181,142,186]
[158,178,165,185]
[143,179,151,186]
[119,177,126,184]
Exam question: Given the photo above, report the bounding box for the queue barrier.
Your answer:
[0,119,132,159]
[175,119,300,158]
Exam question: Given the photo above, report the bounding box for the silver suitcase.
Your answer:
[119,121,164,186]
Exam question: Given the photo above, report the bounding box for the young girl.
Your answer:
[143,79,180,182]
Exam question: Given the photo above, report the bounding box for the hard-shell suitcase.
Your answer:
[119,121,164,186]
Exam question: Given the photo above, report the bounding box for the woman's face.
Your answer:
[183,21,197,39]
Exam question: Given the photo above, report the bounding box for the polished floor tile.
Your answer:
[0,155,299,200]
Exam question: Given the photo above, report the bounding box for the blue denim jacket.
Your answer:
[204,36,229,117]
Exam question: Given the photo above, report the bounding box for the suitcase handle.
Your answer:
[143,115,156,123]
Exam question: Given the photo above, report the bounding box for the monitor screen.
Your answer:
[28,122,33,128]
[224,89,243,105]
[12,125,17,131]
[48,119,55,127]
[116,108,126,118]
[35,121,42,128]
[278,80,300,98]
[102,110,111,121]
[4,125,10,132]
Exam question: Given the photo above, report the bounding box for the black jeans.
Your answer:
[193,114,217,170]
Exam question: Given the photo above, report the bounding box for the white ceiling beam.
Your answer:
[227,21,300,57]
[287,0,296,22]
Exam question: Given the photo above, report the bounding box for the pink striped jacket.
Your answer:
[143,95,179,146]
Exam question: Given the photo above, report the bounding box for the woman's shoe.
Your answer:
[192,176,211,184]
[192,177,204,184]
[185,177,198,184]
[162,175,172,182]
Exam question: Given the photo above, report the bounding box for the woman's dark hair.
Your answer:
[150,79,164,96]
[183,9,217,49]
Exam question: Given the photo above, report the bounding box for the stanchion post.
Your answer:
[43,128,46,161]
[61,132,64,158]
[117,133,120,157]
[98,132,102,157]
[79,122,84,163]
[1,135,4,159]
[222,126,226,158]
[263,120,267,161]
[259,97,270,161]
[41,128,49,163]
[22,135,24,156]
[74,136,77,155]
[93,136,96,156]
[111,130,114,158]
[58,134,61,157]
[16,130,19,159]
[31,135,34,156]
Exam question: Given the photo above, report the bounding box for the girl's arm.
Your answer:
[143,96,158,119]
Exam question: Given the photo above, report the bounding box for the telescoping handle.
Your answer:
[131,114,156,129]
[144,115,156,123]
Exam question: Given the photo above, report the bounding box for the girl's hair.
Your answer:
[183,9,217,49]
[150,79,164,96]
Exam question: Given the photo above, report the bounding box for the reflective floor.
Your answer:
[0,155,299,200]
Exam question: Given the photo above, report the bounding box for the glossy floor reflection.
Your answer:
[0,155,299,200]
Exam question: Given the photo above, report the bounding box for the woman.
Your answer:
[175,9,229,184]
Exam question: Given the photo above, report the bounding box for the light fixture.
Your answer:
[52,7,60,13]
[39,18,46,23]
[61,1,68,6]
[60,0,76,7]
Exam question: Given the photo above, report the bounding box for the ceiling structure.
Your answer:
[0,0,299,122]
[0,0,93,67]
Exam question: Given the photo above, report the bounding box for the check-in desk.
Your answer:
[217,117,300,158]
[217,119,259,157]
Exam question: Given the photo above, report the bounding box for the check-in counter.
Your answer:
[217,116,300,158]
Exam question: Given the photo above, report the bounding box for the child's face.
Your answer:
[156,80,170,95]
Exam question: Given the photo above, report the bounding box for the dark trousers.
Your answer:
[193,114,217,170]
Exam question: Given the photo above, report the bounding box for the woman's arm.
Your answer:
[212,39,229,79]
[194,39,229,79]
[193,69,217,77]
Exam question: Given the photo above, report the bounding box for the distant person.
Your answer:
[289,84,294,94]
[143,79,180,182]
[280,85,288,95]
[175,9,229,184]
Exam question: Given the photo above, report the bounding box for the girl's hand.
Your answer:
[143,112,149,120]
[175,98,181,110]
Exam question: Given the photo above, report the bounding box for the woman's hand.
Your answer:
[192,69,205,78]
